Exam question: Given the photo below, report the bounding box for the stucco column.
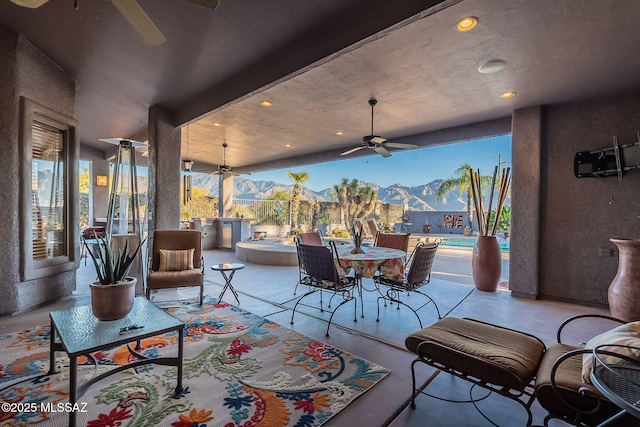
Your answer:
[218,173,234,217]
[509,106,542,299]
[148,105,181,233]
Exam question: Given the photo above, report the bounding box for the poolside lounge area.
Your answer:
[1,247,612,427]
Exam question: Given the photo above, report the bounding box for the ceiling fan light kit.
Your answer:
[340,98,417,158]
[214,142,249,176]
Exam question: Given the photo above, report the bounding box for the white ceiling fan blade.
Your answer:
[10,0,49,8]
[184,0,220,10]
[373,146,392,158]
[370,136,386,144]
[110,0,166,45]
[385,142,418,149]
[341,146,366,156]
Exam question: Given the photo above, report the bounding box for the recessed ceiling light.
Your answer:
[456,16,478,32]
[212,122,222,126]
[478,59,506,74]
[285,144,291,148]
[501,91,517,99]
[260,100,273,107]
[335,131,344,136]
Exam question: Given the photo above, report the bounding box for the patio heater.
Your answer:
[99,137,147,294]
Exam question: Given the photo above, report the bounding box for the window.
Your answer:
[20,98,79,281]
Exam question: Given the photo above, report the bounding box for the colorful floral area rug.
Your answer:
[0,298,390,426]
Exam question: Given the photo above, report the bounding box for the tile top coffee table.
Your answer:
[48,297,184,427]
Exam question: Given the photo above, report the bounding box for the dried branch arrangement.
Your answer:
[469,166,511,236]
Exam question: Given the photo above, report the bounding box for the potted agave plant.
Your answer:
[87,234,145,321]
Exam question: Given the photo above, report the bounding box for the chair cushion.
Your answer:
[314,276,355,290]
[581,321,640,383]
[148,268,203,289]
[159,248,194,271]
[535,343,622,425]
[377,275,421,291]
[405,317,545,391]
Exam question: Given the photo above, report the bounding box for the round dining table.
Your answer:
[335,245,407,317]
[336,245,406,279]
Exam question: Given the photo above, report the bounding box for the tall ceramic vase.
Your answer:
[608,238,640,322]
[472,236,502,292]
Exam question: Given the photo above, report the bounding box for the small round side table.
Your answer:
[211,263,245,304]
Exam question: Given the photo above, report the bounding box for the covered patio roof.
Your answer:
[2,1,640,172]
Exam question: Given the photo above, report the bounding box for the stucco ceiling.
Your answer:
[2,0,640,174]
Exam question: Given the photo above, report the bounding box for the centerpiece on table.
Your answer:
[87,234,145,321]
[350,225,365,254]
[469,166,511,292]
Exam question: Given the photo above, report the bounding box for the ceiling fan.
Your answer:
[341,98,418,158]
[10,0,220,45]
[213,142,250,176]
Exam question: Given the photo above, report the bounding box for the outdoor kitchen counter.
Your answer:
[190,218,252,250]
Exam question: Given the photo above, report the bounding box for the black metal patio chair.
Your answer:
[374,242,441,328]
[291,241,356,336]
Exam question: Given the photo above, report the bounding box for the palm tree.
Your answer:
[287,170,309,229]
[436,163,492,229]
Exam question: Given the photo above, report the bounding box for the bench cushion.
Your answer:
[405,317,545,391]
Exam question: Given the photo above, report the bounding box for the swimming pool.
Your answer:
[425,237,510,252]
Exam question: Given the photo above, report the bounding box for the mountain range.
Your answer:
[191,175,496,211]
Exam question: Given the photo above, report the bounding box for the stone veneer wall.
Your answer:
[0,26,76,314]
[510,93,640,306]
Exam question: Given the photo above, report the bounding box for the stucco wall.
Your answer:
[148,105,181,233]
[0,27,76,314]
[540,93,640,304]
[0,27,21,313]
[510,107,541,299]
[511,94,640,306]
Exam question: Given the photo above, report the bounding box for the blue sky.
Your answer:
[250,134,512,192]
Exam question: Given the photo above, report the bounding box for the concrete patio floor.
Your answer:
[0,247,616,426]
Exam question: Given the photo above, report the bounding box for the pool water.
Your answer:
[427,237,510,252]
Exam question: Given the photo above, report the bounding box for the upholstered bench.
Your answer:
[405,317,546,426]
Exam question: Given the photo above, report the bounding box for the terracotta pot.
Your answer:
[90,278,136,321]
[471,236,502,292]
[608,238,640,322]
